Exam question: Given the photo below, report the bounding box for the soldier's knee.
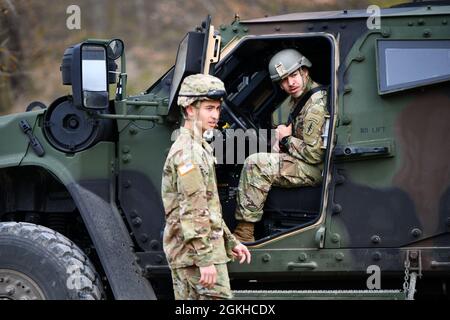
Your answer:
[245,152,272,167]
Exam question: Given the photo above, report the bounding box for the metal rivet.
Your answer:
[275,26,281,31]
[335,252,344,261]
[132,217,142,227]
[423,29,431,37]
[408,21,414,26]
[140,233,149,243]
[243,27,249,32]
[341,116,352,126]
[443,19,448,25]
[335,175,345,185]
[150,240,159,250]
[381,28,391,37]
[129,128,138,135]
[122,146,130,154]
[411,228,422,238]
[340,23,346,29]
[372,252,381,261]
[332,204,342,214]
[232,26,238,33]
[122,154,132,163]
[371,235,381,244]
[418,19,425,25]
[307,24,314,30]
[262,254,271,263]
[298,253,307,262]
[6,286,15,296]
[155,255,164,264]
[220,25,227,31]
[344,85,352,94]
[130,210,138,218]
[331,233,341,243]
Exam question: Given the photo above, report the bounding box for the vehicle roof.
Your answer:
[241,4,450,24]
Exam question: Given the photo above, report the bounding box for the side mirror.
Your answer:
[107,39,124,60]
[81,44,109,109]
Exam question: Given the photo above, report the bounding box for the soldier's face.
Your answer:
[280,68,308,98]
[188,100,221,132]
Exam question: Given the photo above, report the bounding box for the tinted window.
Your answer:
[377,40,450,94]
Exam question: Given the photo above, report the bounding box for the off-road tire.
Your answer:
[0,222,104,300]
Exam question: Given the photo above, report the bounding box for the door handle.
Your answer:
[287,262,317,270]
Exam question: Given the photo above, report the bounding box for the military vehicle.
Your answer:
[1,1,449,300]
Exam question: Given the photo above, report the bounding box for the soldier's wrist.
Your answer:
[195,252,214,267]
[279,135,291,152]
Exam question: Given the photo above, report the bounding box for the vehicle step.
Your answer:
[232,289,405,300]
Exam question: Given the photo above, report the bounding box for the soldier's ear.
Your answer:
[185,105,197,120]
[300,67,309,77]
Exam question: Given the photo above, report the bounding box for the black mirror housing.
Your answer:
[60,41,110,110]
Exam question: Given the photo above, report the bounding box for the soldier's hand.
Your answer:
[277,124,292,139]
[232,243,252,264]
[199,265,217,289]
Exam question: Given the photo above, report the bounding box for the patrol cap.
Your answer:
[177,74,226,108]
[268,49,312,82]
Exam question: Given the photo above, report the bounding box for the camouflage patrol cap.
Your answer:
[177,74,226,108]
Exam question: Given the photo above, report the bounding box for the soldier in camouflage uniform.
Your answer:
[161,74,251,300]
[233,49,329,243]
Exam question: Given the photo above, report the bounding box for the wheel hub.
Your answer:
[0,269,46,300]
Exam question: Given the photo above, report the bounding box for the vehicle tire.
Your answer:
[0,222,104,300]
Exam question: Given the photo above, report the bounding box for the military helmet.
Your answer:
[177,74,226,108]
[268,49,312,82]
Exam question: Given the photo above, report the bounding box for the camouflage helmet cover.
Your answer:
[177,74,226,108]
[268,49,312,82]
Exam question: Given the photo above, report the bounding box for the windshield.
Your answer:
[168,34,189,109]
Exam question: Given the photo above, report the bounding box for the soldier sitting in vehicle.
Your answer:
[233,49,329,243]
[161,74,251,300]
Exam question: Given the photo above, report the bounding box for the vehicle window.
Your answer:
[377,40,450,94]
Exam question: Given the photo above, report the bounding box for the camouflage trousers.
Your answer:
[235,152,322,222]
[170,264,233,300]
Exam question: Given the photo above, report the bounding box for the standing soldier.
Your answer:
[161,74,251,300]
[233,49,329,243]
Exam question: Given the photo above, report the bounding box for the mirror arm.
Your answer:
[117,52,128,106]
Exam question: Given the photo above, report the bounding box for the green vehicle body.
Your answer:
[1,2,450,299]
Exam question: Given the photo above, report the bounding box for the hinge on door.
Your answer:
[315,226,326,248]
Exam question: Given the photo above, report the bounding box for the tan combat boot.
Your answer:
[233,221,255,243]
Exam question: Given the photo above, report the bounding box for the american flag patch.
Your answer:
[178,162,194,176]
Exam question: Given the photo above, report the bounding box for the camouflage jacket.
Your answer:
[285,78,329,165]
[161,127,239,269]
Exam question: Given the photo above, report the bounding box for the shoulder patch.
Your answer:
[178,162,195,176]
